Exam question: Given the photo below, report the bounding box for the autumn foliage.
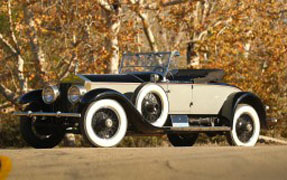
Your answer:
[0,0,286,147]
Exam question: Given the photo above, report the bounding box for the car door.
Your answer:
[167,83,193,114]
[191,84,240,114]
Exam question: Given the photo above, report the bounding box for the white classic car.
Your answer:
[14,51,269,148]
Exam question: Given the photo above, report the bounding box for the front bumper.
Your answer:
[13,111,81,118]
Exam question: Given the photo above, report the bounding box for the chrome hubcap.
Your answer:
[236,114,254,143]
[105,119,113,128]
[141,93,162,123]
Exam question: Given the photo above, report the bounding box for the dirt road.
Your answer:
[1,146,287,180]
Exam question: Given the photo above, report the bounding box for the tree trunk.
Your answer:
[5,0,28,93]
[17,55,28,93]
[186,41,200,66]
[186,0,214,67]
[138,12,158,52]
[109,30,120,74]
[0,84,18,105]
[23,4,46,84]
[129,0,158,52]
[105,4,121,74]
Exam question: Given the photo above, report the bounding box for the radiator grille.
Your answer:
[53,83,74,113]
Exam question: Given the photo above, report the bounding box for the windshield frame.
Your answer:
[119,52,174,76]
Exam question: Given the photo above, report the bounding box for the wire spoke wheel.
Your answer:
[82,99,127,147]
[92,108,120,139]
[227,104,260,147]
[235,114,254,143]
[141,93,162,123]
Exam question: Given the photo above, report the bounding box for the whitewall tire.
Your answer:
[83,99,127,147]
[135,84,169,127]
[228,104,260,147]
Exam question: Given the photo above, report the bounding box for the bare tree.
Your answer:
[0,0,28,105]
[23,1,47,85]
[97,0,122,74]
[186,0,215,66]
[129,0,159,52]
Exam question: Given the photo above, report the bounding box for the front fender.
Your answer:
[80,88,163,133]
[80,88,119,104]
[18,89,43,104]
[220,92,267,129]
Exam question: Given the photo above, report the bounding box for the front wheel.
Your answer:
[167,133,199,147]
[20,103,65,148]
[227,104,260,147]
[82,99,127,147]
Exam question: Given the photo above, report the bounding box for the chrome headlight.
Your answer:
[42,85,60,104]
[67,85,86,104]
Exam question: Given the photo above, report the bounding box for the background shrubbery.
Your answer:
[0,115,25,148]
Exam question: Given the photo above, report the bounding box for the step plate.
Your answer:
[170,115,189,127]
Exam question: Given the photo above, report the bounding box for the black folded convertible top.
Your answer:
[82,69,224,84]
[171,69,225,83]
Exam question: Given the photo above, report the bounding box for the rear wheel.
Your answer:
[227,104,260,147]
[20,103,65,148]
[82,99,127,147]
[167,133,198,147]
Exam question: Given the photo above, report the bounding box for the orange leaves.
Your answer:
[28,74,35,81]
[199,1,287,119]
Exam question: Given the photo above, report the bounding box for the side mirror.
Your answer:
[150,74,160,82]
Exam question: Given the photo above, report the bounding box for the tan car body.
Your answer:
[80,75,240,116]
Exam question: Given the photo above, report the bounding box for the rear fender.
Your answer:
[220,92,267,129]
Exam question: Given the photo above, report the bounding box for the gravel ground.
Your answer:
[1,146,287,180]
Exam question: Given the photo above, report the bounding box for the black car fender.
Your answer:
[80,88,163,133]
[219,92,267,129]
[18,89,43,104]
[80,88,118,104]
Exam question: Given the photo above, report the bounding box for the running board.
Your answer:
[166,126,231,133]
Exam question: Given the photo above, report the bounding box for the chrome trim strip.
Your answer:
[13,111,81,118]
[76,74,92,82]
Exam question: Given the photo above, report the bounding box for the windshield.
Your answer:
[119,52,172,74]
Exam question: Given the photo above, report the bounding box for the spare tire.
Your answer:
[133,83,169,127]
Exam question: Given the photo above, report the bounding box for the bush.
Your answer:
[0,115,26,148]
[119,136,168,147]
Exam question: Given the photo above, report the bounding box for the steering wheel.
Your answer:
[153,66,165,73]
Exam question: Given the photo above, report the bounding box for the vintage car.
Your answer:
[14,51,269,148]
